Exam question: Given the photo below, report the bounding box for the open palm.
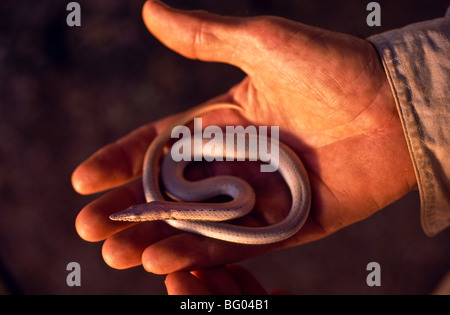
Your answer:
[72,0,416,274]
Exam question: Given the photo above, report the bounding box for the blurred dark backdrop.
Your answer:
[0,0,449,294]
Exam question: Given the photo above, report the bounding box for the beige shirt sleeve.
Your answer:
[367,10,450,236]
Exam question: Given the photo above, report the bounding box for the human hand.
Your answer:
[72,0,416,274]
[165,264,288,295]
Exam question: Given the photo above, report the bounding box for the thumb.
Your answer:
[142,0,266,74]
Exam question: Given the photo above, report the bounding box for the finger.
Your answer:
[226,264,267,295]
[191,266,242,295]
[75,180,144,242]
[165,271,211,295]
[102,221,178,270]
[71,124,158,195]
[71,94,235,196]
[141,219,325,274]
[141,233,272,274]
[142,0,261,74]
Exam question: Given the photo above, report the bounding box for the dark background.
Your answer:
[0,0,449,294]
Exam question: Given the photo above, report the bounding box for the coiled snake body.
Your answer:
[110,103,311,245]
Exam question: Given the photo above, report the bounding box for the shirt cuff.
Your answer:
[367,14,450,236]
